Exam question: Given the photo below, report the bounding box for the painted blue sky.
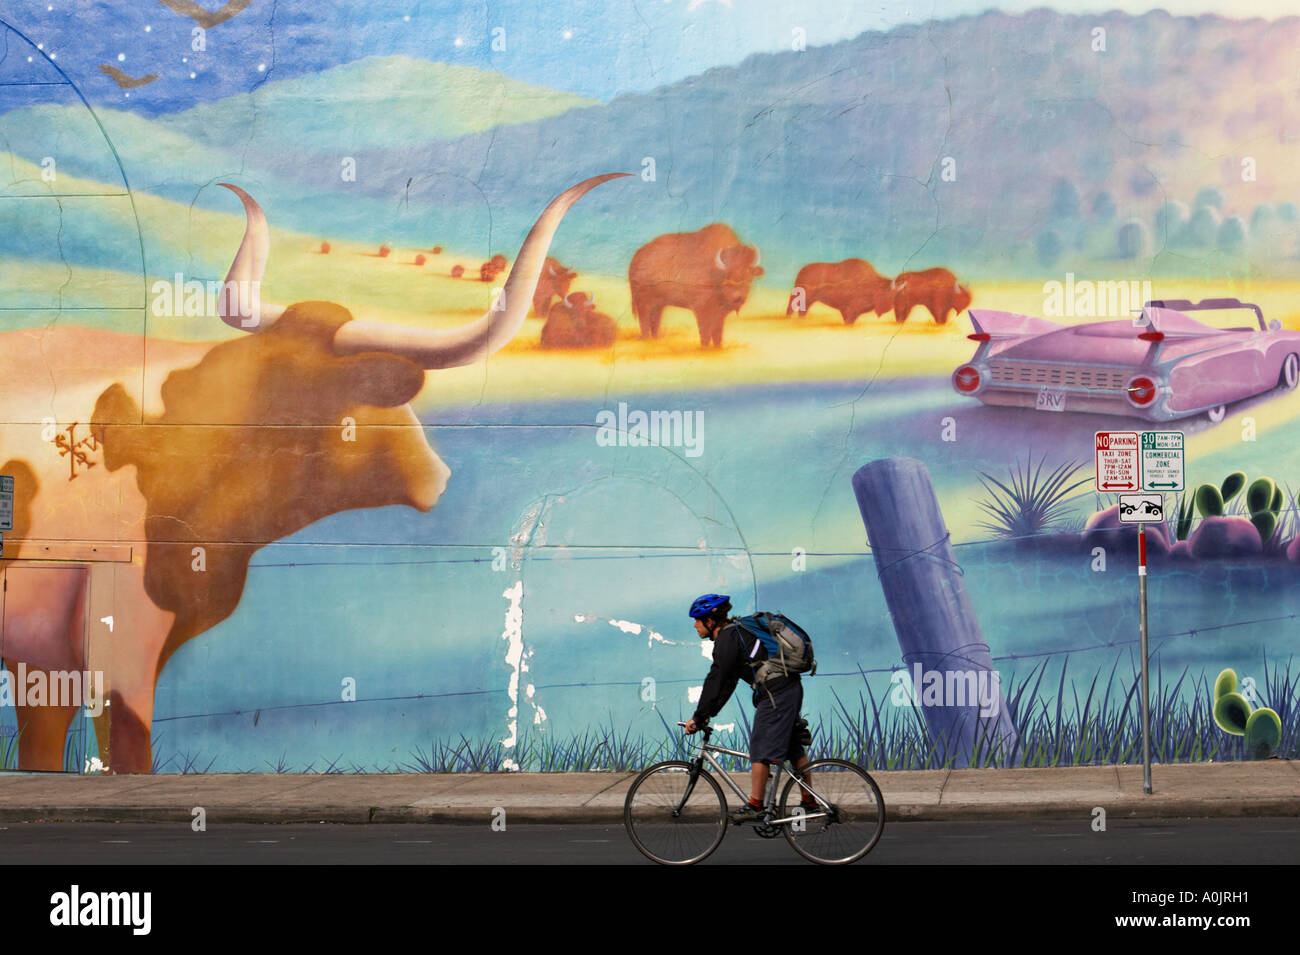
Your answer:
[0,0,1292,114]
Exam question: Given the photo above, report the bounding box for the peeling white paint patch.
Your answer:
[687,686,703,703]
[712,723,735,733]
[701,641,713,660]
[644,628,675,647]
[574,613,596,623]
[610,619,642,635]
[534,705,547,725]
[502,758,520,773]
[500,580,525,750]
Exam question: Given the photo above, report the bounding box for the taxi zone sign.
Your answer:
[1096,431,1185,493]
[1095,432,1139,492]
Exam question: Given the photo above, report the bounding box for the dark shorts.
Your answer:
[749,679,805,764]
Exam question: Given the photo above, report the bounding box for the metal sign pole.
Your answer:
[1138,523,1152,794]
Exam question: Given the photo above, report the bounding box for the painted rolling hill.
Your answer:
[4,12,1300,280]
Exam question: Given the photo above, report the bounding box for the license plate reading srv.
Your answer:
[1036,387,1066,412]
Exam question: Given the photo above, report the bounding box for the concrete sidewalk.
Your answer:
[0,760,1296,824]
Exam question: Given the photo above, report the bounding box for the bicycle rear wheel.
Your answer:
[624,760,727,865]
[780,758,885,865]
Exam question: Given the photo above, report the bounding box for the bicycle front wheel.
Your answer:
[624,761,727,865]
[780,758,885,865]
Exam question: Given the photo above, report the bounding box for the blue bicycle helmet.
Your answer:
[689,594,731,618]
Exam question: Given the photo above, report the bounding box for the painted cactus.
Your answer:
[1180,471,1283,552]
[1212,667,1281,758]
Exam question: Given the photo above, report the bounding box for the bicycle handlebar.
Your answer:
[676,720,713,739]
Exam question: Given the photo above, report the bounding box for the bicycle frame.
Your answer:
[675,728,831,828]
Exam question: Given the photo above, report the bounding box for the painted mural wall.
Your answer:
[0,0,1296,774]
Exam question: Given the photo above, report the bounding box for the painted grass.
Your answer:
[6,656,1295,774]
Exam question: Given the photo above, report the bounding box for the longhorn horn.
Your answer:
[335,174,628,368]
[219,175,628,366]
[547,262,558,277]
[749,244,760,268]
[714,248,726,270]
[217,183,286,331]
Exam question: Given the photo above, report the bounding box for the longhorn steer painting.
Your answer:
[627,224,764,347]
[0,174,622,773]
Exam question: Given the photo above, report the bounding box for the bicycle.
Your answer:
[624,721,885,865]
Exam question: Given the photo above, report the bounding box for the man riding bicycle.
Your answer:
[683,593,815,824]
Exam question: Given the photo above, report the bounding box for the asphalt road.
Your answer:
[4,816,1298,864]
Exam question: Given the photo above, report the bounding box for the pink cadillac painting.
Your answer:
[953,298,1300,422]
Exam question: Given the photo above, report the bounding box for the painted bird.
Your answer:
[157,0,253,29]
[97,65,160,88]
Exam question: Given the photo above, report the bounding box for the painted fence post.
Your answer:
[852,457,1019,767]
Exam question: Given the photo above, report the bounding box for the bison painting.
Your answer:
[532,256,578,318]
[628,224,764,348]
[0,172,624,773]
[787,258,894,325]
[890,268,972,324]
[540,292,617,349]
[480,254,508,283]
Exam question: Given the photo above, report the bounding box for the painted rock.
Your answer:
[1187,516,1262,559]
[1082,505,1170,555]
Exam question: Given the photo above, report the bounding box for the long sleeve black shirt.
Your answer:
[692,621,794,724]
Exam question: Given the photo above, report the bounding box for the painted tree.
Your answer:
[1154,199,1189,243]
[1091,191,1117,222]
[1036,228,1063,267]
[1194,186,1224,210]
[1185,205,1221,248]
[1117,218,1149,259]
[1050,178,1081,219]
[1217,215,1247,254]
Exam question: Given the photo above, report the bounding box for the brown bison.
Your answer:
[628,224,764,347]
[532,256,578,318]
[480,254,508,282]
[540,291,617,349]
[890,268,972,324]
[787,258,894,325]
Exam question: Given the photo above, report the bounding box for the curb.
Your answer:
[4,798,1298,826]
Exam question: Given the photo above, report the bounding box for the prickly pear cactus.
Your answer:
[1220,471,1247,505]
[1195,484,1225,518]
[1245,708,1282,760]
[1213,691,1251,736]
[1245,476,1282,544]
[1212,667,1279,758]
[1213,668,1237,700]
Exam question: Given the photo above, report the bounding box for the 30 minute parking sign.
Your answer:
[1140,431,1184,492]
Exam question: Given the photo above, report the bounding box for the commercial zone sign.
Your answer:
[1096,431,1185,493]
[1140,431,1185,491]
